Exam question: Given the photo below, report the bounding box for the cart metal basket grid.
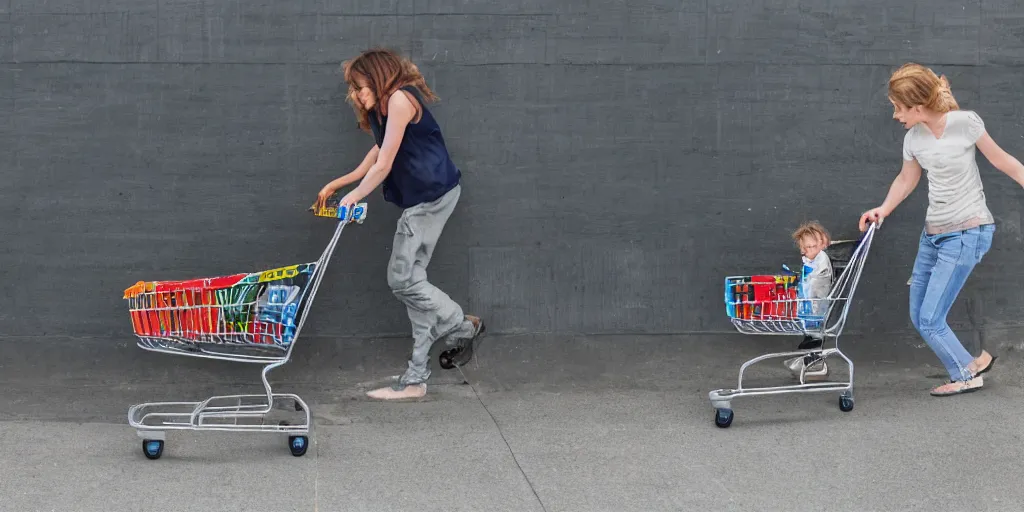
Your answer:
[122,200,366,459]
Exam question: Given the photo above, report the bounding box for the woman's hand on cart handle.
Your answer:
[315,184,337,211]
[334,191,363,217]
[859,207,887,232]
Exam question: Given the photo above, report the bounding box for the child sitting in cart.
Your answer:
[783,221,833,380]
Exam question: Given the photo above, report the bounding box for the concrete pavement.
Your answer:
[2,334,1022,511]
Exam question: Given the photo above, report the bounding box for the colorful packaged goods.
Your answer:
[724,273,800,321]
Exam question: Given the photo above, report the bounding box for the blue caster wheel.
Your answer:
[142,439,164,460]
[714,408,734,428]
[289,435,308,457]
[839,393,854,412]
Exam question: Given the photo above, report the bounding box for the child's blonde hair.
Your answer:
[792,221,831,248]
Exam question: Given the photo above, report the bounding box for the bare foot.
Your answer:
[366,383,426,400]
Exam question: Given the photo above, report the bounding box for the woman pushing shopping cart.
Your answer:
[859,63,1024,397]
[314,48,486,401]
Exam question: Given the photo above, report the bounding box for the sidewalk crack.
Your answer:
[457,366,549,512]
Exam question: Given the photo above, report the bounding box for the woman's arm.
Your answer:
[878,158,923,216]
[340,92,417,206]
[976,132,1024,188]
[315,145,379,210]
[860,158,923,231]
[325,145,380,191]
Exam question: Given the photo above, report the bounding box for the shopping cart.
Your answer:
[708,222,878,428]
[122,198,367,460]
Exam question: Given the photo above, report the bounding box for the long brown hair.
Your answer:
[342,48,438,132]
[888,62,959,113]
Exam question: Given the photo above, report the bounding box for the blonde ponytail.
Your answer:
[888,62,960,113]
[926,74,959,113]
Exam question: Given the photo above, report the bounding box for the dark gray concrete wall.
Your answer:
[3,1,1024,347]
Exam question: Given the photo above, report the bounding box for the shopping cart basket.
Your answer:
[122,198,367,460]
[708,222,878,428]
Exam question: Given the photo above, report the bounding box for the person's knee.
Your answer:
[915,310,948,337]
[388,272,412,294]
[387,260,416,293]
[910,309,922,332]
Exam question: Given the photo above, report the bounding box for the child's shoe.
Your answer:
[784,355,829,381]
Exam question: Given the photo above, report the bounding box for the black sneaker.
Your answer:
[798,336,823,351]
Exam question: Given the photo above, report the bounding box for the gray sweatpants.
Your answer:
[388,184,476,385]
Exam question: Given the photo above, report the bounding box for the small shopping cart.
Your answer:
[708,222,879,428]
[122,198,367,460]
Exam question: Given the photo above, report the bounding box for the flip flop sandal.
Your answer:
[930,381,983,397]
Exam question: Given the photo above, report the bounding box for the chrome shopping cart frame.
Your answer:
[122,201,367,460]
[708,222,878,428]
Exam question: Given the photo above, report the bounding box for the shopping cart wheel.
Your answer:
[838,393,854,412]
[142,439,164,460]
[714,408,734,428]
[438,350,457,370]
[289,435,308,457]
[439,328,483,370]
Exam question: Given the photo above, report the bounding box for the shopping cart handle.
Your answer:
[338,203,367,223]
[309,201,368,223]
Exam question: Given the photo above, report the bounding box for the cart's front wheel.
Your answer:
[438,350,456,370]
[289,435,308,457]
[839,393,854,412]
[142,439,164,460]
[714,408,734,428]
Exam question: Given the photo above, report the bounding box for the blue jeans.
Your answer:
[909,224,994,382]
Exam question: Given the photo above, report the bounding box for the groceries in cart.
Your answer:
[123,262,315,348]
[724,221,834,329]
[123,202,367,353]
[724,273,798,320]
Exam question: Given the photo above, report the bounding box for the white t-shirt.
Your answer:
[800,250,832,318]
[902,110,995,234]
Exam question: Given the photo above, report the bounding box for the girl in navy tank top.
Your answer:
[315,48,486,401]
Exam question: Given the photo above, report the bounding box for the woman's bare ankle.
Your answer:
[968,350,992,374]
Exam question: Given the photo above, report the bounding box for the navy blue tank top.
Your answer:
[367,86,461,209]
